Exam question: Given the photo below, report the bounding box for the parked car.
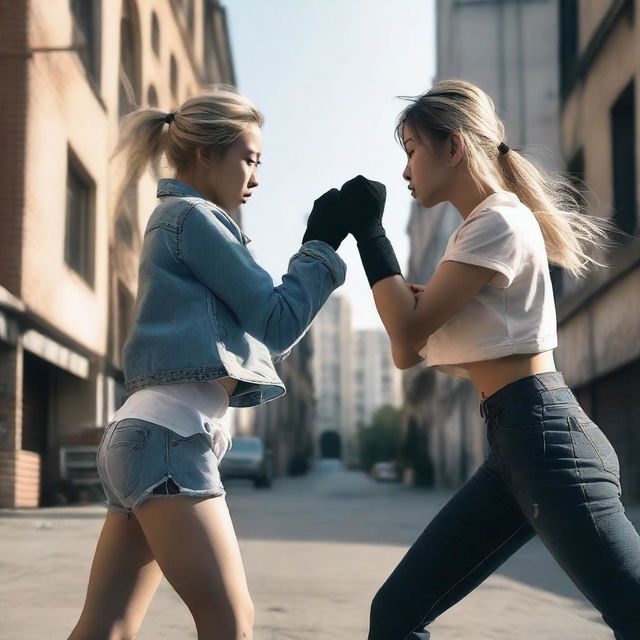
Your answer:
[219,436,272,488]
[370,461,400,483]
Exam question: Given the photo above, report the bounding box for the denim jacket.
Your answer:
[121,178,347,408]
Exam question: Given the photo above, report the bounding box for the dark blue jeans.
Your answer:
[368,372,640,640]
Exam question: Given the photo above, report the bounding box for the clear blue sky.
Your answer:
[224,0,436,329]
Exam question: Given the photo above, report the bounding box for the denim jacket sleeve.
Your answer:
[179,203,347,355]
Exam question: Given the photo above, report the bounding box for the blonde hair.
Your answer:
[395,79,615,278]
[110,84,263,217]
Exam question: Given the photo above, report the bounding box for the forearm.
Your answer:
[372,275,421,346]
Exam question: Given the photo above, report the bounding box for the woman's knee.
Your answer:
[192,592,254,639]
[370,581,396,624]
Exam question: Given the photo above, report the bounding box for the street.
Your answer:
[0,460,627,639]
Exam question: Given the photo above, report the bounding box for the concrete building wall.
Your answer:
[310,294,354,463]
[353,329,402,429]
[555,0,640,502]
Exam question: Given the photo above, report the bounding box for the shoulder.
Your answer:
[181,199,248,245]
[462,200,535,238]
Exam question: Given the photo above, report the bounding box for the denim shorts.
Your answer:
[96,418,226,519]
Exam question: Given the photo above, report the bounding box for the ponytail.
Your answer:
[110,84,263,221]
[396,79,618,278]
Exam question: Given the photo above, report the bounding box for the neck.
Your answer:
[447,173,501,221]
[175,172,215,205]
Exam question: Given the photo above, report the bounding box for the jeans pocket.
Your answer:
[104,425,149,500]
[169,431,222,489]
[568,416,620,479]
[493,400,543,432]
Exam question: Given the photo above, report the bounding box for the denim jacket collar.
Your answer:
[156,178,251,244]
[156,177,206,199]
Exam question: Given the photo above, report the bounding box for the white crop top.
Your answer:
[109,380,232,460]
[418,191,558,378]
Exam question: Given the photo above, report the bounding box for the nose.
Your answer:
[402,163,411,183]
[249,167,259,189]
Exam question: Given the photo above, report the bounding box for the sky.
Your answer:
[224,0,436,330]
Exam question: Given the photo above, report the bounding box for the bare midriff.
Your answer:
[216,376,239,398]
[466,350,557,400]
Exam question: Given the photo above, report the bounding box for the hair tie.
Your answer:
[165,112,175,124]
[498,142,510,155]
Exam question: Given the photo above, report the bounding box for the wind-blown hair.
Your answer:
[395,79,615,277]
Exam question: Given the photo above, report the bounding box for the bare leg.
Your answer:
[133,494,254,640]
[68,510,163,640]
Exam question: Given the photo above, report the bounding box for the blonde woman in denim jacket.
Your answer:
[68,86,349,640]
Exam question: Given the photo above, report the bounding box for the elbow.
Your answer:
[392,351,422,370]
[389,316,428,348]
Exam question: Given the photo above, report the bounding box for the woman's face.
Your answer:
[198,122,262,213]
[401,123,453,209]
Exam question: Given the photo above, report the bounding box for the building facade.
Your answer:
[0,0,237,507]
[555,0,640,503]
[309,294,355,463]
[251,332,315,477]
[353,329,403,428]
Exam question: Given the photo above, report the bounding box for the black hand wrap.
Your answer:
[302,188,349,251]
[338,175,402,287]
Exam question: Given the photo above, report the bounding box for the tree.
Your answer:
[358,404,403,472]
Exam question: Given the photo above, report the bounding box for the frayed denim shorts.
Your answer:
[96,418,226,519]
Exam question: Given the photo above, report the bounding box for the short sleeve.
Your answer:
[439,208,521,288]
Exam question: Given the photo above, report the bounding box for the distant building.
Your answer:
[309,294,354,463]
[353,329,402,428]
[251,333,315,477]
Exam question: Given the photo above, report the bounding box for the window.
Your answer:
[187,1,195,35]
[71,0,102,85]
[119,2,141,118]
[151,11,160,56]
[610,81,637,235]
[115,183,137,248]
[567,148,586,192]
[559,0,579,101]
[117,280,135,357]
[65,149,95,285]
[170,54,178,98]
[147,85,158,108]
[552,148,588,298]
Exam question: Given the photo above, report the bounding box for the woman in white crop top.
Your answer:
[337,80,639,639]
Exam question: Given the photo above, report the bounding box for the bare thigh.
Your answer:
[68,510,163,640]
[133,494,254,640]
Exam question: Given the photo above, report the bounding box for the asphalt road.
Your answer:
[1,459,629,639]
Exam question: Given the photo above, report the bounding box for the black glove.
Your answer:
[337,175,387,242]
[302,188,349,251]
[338,175,402,287]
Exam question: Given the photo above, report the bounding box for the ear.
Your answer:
[196,146,215,168]
[448,133,464,166]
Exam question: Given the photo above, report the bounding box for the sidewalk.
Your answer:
[2,469,635,639]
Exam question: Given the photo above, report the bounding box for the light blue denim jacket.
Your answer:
[121,178,347,408]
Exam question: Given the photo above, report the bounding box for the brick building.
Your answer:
[0,0,235,507]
